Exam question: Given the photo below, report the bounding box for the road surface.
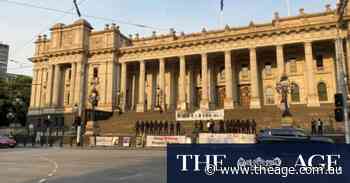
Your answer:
[0,148,166,183]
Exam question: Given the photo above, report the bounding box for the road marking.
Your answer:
[38,178,47,183]
[119,173,144,180]
[38,156,59,182]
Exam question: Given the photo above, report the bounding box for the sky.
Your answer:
[0,0,337,76]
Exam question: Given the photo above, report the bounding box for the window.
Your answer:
[93,67,99,78]
[291,83,300,102]
[318,82,328,101]
[241,64,249,78]
[265,87,275,105]
[264,62,272,76]
[316,55,324,70]
[288,58,297,73]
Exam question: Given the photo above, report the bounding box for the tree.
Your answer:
[0,75,32,127]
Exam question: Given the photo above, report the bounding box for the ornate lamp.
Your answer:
[88,88,100,121]
[276,73,297,126]
[85,79,100,144]
[156,86,163,113]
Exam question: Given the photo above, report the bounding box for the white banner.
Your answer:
[146,136,189,147]
[176,109,224,121]
[93,136,119,146]
[198,133,256,144]
[122,137,131,147]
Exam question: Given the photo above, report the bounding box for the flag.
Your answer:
[220,0,224,11]
[73,0,82,17]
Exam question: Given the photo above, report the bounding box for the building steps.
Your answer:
[97,104,339,136]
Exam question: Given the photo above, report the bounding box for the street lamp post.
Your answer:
[155,87,163,113]
[12,97,24,128]
[89,88,99,122]
[276,73,297,126]
[72,104,80,145]
[46,115,51,147]
[115,90,123,114]
[6,110,15,138]
[336,0,350,143]
[87,78,100,146]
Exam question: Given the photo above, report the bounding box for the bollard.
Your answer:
[49,128,53,147]
[60,128,64,147]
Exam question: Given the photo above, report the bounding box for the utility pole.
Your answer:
[336,0,350,143]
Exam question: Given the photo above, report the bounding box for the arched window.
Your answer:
[318,82,328,101]
[265,87,274,105]
[291,83,300,102]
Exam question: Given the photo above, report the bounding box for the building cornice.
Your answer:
[119,21,338,55]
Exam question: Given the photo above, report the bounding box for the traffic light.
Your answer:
[335,93,343,107]
[334,93,344,122]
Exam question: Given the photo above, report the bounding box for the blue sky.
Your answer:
[0,0,336,76]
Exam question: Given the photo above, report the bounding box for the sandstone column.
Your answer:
[159,58,165,110]
[74,63,82,105]
[36,68,43,108]
[120,62,127,111]
[46,65,54,106]
[137,60,146,112]
[201,53,209,110]
[208,62,215,109]
[304,41,320,107]
[224,50,234,109]
[52,65,61,107]
[187,63,195,110]
[249,47,261,109]
[30,69,37,108]
[178,56,187,110]
[345,38,350,87]
[69,63,76,106]
[276,44,285,80]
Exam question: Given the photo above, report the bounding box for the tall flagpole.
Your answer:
[286,0,291,16]
[220,9,224,28]
[220,0,224,28]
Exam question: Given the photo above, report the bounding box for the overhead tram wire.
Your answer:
[3,0,170,71]
[6,0,88,65]
[0,0,169,31]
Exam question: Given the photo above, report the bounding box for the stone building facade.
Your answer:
[28,4,350,131]
[0,43,9,76]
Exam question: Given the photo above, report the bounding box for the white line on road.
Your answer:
[38,156,59,182]
[119,173,144,180]
[38,178,47,183]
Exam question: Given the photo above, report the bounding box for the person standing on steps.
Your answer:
[311,119,317,135]
[176,121,181,135]
[170,122,175,135]
[164,121,169,135]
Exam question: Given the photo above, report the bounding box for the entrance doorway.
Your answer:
[195,87,202,108]
[239,85,251,108]
[216,86,225,109]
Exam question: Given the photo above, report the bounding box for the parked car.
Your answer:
[257,127,334,144]
[0,136,17,148]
